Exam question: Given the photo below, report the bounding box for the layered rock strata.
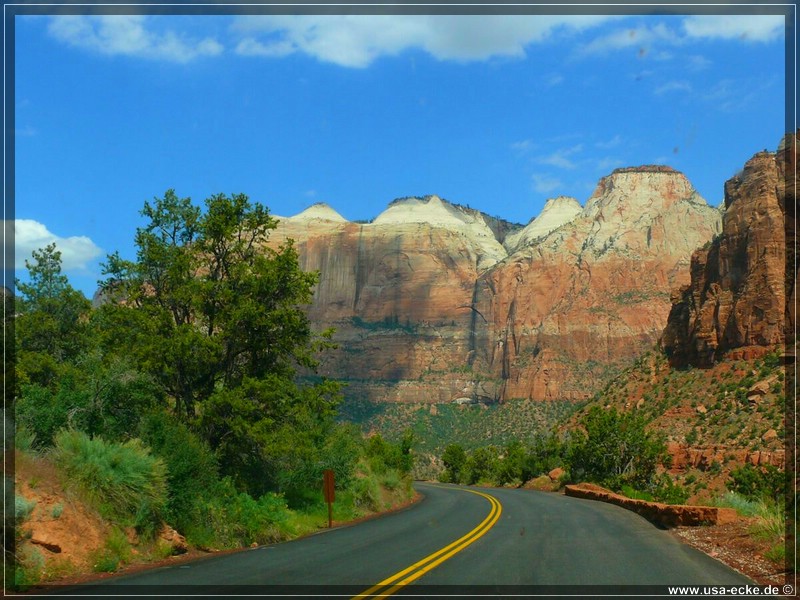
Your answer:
[470,167,721,401]
[661,133,797,366]
[268,170,721,404]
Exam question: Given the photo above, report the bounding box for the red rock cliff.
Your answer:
[661,133,797,367]
[267,170,721,404]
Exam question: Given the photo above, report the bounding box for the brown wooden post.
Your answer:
[323,469,335,528]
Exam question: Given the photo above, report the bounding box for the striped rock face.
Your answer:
[662,133,796,368]
[265,166,722,405]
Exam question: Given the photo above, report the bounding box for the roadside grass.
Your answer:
[711,492,787,565]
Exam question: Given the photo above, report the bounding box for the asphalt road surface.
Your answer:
[49,482,754,597]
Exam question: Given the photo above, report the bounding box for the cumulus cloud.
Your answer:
[47,15,223,63]
[594,157,624,172]
[577,14,782,59]
[682,15,784,42]
[231,15,617,67]
[14,219,102,271]
[511,139,535,154]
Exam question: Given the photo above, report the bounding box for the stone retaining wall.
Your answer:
[564,483,737,527]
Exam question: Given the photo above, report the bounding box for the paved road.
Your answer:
[50,482,753,597]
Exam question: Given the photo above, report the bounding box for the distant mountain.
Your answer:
[266,165,721,406]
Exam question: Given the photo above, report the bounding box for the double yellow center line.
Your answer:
[353,487,502,599]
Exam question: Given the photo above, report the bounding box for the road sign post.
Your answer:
[323,469,335,528]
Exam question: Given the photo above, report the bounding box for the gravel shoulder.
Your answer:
[672,519,793,588]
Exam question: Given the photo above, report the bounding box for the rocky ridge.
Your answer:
[265,164,722,406]
[661,133,796,366]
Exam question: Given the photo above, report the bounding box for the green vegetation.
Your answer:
[10,191,415,588]
[569,406,667,491]
[339,396,576,458]
[52,429,167,537]
[436,406,687,504]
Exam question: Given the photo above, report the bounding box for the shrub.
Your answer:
[568,406,666,490]
[52,429,167,535]
[137,411,219,534]
[13,546,44,590]
[712,491,761,517]
[186,478,291,549]
[728,464,787,504]
[350,475,382,513]
[365,430,414,476]
[466,446,499,485]
[89,528,132,573]
[650,475,690,504]
[14,496,36,526]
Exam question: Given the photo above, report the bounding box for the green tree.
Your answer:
[99,190,341,493]
[569,406,666,490]
[466,446,499,485]
[100,190,332,418]
[441,443,467,483]
[495,439,529,485]
[15,244,92,389]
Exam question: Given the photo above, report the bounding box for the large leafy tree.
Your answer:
[100,190,329,416]
[99,190,340,493]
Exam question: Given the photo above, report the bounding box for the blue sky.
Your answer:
[10,9,789,299]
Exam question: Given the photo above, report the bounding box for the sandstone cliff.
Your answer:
[470,166,721,402]
[661,133,797,366]
[268,171,721,405]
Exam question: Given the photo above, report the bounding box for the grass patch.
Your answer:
[710,492,762,517]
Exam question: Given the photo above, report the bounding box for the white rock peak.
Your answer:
[373,195,480,228]
[288,203,348,222]
[505,195,582,252]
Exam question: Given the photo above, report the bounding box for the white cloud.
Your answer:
[14,220,102,271]
[531,173,563,194]
[687,54,712,70]
[576,23,679,57]
[654,80,692,95]
[15,125,37,137]
[544,73,564,87]
[536,144,583,169]
[682,15,784,43]
[47,15,223,63]
[230,15,617,67]
[577,15,782,60]
[511,139,535,154]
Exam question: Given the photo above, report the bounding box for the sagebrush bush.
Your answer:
[351,476,382,512]
[14,496,36,526]
[52,429,167,533]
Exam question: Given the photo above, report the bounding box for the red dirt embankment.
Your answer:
[564,483,737,527]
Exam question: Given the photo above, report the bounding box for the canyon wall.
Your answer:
[661,133,797,366]
[268,168,722,404]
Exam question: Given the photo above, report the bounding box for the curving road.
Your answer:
[49,482,754,596]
